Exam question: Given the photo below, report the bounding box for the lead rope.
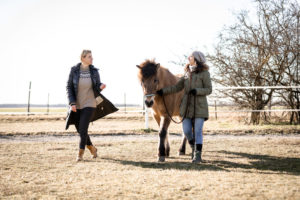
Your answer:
[192,91,196,140]
[162,94,190,124]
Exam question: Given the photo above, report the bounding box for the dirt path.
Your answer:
[1,133,299,143]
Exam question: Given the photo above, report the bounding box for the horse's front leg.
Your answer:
[158,117,171,162]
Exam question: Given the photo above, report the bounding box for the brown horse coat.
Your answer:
[137,59,186,161]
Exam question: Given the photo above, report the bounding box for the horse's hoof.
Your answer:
[178,151,185,156]
[158,156,165,162]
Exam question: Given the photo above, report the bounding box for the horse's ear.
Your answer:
[156,63,160,68]
[136,65,141,69]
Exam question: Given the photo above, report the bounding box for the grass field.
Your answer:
[0,111,299,136]
[0,107,68,113]
[1,135,299,199]
[0,106,142,113]
[0,111,299,199]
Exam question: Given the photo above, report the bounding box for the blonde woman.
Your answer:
[66,50,118,161]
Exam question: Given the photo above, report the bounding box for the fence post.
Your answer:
[142,95,145,116]
[124,93,126,114]
[47,93,50,115]
[215,100,217,120]
[27,81,31,116]
[145,107,149,129]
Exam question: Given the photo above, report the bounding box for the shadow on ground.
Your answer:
[208,150,300,175]
[101,157,230,172]
[101,150,300,174]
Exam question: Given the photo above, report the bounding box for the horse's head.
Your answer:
[136,59,160,108]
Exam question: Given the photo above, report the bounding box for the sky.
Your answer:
[0,0,256,106]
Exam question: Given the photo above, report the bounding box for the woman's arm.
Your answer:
[195,71,212,96]
[94,69,106,92]
[66,69,76,105]
[162,77,185,95]
[95,69,102,88]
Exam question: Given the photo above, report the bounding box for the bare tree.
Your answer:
[207,0,299,124]
[270,1,300,124]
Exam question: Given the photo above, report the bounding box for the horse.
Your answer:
[136,59,188,162]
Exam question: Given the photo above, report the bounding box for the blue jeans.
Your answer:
[182,118,204,144]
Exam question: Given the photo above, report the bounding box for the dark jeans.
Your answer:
[74,107,96,149]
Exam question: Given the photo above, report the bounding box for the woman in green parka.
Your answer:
[156,51,212,163]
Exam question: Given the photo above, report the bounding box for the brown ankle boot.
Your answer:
[87,145,97,158]
[76,149,85,162]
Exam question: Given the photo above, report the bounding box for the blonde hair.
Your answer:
[80,50,92,61]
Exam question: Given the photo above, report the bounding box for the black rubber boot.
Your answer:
[188,139,195,159]
[192,144,202,163]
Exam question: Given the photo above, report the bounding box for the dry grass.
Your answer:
[0,111,299,199]
[0,113,299,136]
[0,135,299,199]
[0,107,67,113]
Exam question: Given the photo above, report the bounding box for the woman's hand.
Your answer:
[156,89,163,96]
[71,105,77,112]
[100,83,106,90]
[189,89,197,95]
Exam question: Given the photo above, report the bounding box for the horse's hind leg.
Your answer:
[158,117,171,162]
[165,132,170,157]
[178,135,187,155]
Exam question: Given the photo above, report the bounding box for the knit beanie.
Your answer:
[192,51,206,63]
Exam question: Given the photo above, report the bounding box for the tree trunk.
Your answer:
[250,90,265,125]
[290,111,295,125]
[296,92,300,124]
[288,91,300,125]
[250,112,261,125]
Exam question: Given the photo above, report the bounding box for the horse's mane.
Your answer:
[137,59,159,80]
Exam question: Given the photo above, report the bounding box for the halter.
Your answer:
[144,93,156,102]
[143,76,160,100]
[145,94,156,98]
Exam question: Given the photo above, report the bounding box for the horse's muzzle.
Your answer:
[145,100,154,108]
[144,94,155,108]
